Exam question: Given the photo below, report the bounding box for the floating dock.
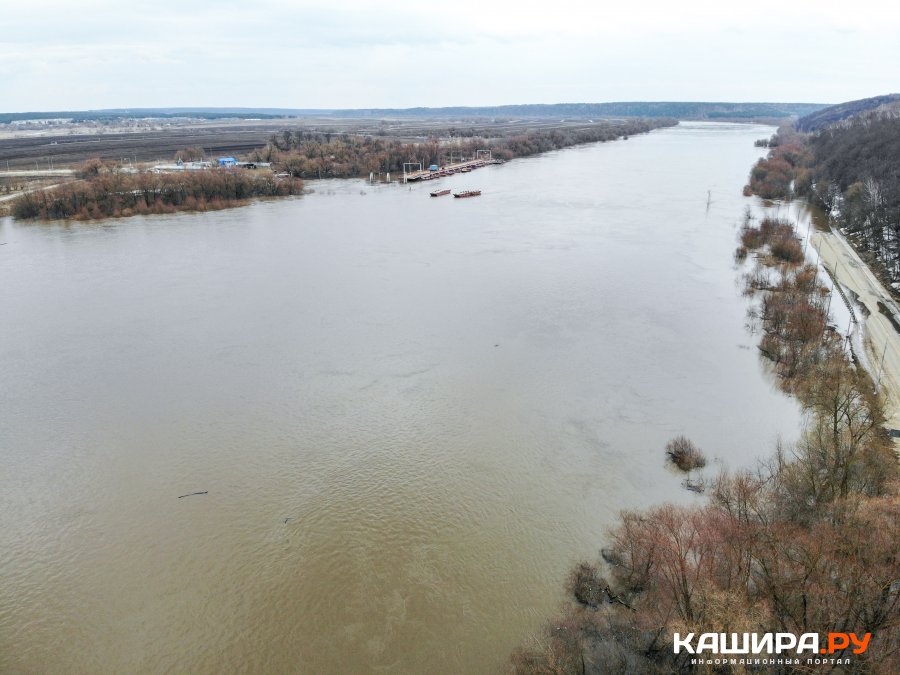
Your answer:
[404,158,501,183]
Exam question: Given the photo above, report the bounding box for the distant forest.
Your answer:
[0,101,827,124]
[797,93,900,131]
[332,101,826,120]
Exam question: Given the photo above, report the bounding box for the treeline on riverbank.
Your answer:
[745,111,900,288]
[11,169,303,220]
[249,119,677,179]
[509,214,899,672]
[743,126,811,200]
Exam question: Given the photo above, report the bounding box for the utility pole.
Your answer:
[875,343,888,393]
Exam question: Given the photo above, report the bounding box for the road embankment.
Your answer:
[811,226,900,434]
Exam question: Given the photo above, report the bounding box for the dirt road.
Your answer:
[0,183,64,204]
[0,169,75,178]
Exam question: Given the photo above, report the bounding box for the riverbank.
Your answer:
[5,118,677,221]
[7,119,677,222]
[10,170,303,221]
[251,118,678,179]
[509,187,898,673]
[0,181,63,217]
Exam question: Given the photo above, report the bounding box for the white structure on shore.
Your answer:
[152,160,212,173]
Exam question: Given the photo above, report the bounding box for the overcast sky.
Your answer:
[3,0,899,111]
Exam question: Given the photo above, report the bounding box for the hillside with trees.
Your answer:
[805,116,900,284]
[797,94,900,132]
[746,96,900,290]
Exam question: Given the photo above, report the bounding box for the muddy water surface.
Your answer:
[0,122,800,673]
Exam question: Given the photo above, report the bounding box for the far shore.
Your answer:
[4,118,676,222]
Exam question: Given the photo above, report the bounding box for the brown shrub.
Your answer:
[665,436,707,472]
[740,225,763,250]
[770,232,804,263]
[566,562,607,608]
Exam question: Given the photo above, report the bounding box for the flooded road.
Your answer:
[0,122,800,673]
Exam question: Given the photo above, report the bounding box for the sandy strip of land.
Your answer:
[0,183,62,203]
[0,169,75,177]
[811,228,900,432]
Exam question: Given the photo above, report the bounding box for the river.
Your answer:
[0,122,800,673]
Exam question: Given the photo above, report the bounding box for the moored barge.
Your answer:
[453,190,481,198]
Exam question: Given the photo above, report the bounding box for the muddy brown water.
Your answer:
[0,122,800,673]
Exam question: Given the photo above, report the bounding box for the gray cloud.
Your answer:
[2,1,899,110]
